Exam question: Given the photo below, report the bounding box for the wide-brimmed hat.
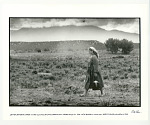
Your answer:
[89,47,99,58]
[89,47,98,53]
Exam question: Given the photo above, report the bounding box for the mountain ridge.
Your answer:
[10,25,139,43]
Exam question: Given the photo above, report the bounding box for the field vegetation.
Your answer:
[10,41,140,106]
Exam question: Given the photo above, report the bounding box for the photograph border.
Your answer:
[1,0,149,122]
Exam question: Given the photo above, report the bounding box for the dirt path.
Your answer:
[10,80,139,107]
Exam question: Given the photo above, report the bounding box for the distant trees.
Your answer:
[120,39,134,54]
[104,38,120,54]
[104,38,134,54]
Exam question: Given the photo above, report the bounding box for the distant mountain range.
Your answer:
[10,25,139,43]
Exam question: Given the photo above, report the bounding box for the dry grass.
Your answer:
[10,49,140,106]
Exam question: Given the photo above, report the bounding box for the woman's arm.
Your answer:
[92,56,99,73]
[87,57,93,73]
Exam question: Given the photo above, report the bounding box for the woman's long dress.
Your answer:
[85,55,104,90]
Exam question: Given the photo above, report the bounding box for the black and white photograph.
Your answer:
[9,17,140,107]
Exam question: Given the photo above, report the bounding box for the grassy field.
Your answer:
[10,49,140,106]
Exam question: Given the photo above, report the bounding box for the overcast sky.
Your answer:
[10,18,139,34]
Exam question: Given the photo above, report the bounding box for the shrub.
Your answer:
[32,70,37,74]
[105,38,134,54]
[112,56,124,59]
[28,66,33,69]
[64,69,69,74]
[56,65,62,69]
[130,74,137,79]
[103,75,109,80]
[120,76,125,79]
[46,70,50,73]
[104,38,119,54]
[124,73,128,79]
[64,85,82,94]
[39,80,50,87]
[44,48,49,51]
[120,39,134,54]
[35,48,41,53]
[43,75,56,80]
[113,76,119,80]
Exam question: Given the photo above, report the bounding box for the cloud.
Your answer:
[99,19,139,34]
[108,19,137,25]
[10,18,88,29]
[10,18,139,33]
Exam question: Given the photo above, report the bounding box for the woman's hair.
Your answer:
[93,50,99,58]
[89,47,99,58]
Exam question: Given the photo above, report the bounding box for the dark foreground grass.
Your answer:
[10,49,140,106]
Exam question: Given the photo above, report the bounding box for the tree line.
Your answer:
[104,38,134,54]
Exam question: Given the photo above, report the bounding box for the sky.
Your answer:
[10,18,139,34]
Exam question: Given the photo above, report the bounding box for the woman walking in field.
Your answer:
[82,47,104,97]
